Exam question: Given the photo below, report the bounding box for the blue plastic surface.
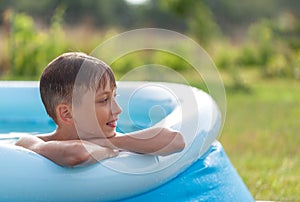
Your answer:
[124,141,254,202]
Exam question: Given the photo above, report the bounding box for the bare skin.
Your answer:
[15,83,185,167]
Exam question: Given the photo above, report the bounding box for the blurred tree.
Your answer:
[1,0,299,35]
[0,0,59,25]
[1,0,299,81]
[160,0,221,45]
[130,0,187,30]
[0,0,187,30]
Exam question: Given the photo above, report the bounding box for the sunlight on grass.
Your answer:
[220,78,300,201]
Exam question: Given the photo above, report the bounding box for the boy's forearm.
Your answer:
[16,137,85,166]
[99,128,185,156]
[39,141,118,167]
[16,137,117,167]
[15,136,44,153]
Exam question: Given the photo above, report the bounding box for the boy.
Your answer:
[16,52,185,167]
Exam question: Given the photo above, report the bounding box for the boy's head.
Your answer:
[40,52,116,123]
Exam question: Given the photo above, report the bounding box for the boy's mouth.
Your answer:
[106,119,117,128]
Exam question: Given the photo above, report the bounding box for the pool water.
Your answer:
[0,82,176,135]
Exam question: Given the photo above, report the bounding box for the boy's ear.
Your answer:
[56,104,73,125]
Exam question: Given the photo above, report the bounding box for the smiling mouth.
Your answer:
[106,119,117,127]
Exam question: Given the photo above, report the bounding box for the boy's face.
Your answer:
[73,81,122,139]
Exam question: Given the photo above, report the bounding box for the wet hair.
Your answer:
[40,52,116,123]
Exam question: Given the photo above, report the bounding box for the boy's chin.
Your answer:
[84,132,116,139]
[78,132,114,140]
[104,132,116,139]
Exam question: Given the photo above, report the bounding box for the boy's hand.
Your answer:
[88,127,185,156]
[87,137,119,150]
[82,141,119,165]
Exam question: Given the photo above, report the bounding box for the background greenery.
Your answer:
[0,0,299,200]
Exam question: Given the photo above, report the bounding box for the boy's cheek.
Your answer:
[74,115,104,138]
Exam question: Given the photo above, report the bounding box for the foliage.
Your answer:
[210,12,300,81]
[111,50,203,87]
[3,8,69,80]
[243,15,299,79]
[0,0,299,83]
[160,0,220,45]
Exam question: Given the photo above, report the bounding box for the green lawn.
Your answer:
[219,79,300,201]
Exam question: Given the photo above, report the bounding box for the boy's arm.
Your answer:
[90,127,185,156]
[15,136,118,167]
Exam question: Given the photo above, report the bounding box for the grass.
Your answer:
[219,77,300,201]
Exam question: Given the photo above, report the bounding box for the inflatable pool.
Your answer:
[0,81,254,201]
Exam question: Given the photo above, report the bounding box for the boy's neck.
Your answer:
[39,126,79,141]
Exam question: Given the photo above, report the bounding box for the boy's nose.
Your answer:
[111,99,122,115]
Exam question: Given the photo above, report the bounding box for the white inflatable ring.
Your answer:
[0,81,221,201]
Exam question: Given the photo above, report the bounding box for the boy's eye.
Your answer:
[95,91,118,104]
[97,97,109,103]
